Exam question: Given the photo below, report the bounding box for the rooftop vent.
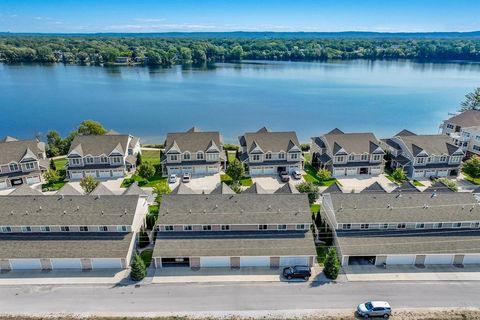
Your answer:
[25,210,28,215]
[423,204,429,209]
[39,206,42,211]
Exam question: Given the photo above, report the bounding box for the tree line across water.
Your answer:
[1,36,480,65]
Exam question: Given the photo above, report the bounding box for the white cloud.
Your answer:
[133,18,165,22]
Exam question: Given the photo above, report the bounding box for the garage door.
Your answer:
[91,258,123,269]
[413,170,424,178]
[333,168,345,177]
[279,256,309,267]
[200,256,230,268]
[26,176,41,185]
[424,254,454,265]
[168,167,181,175]
[10,259,41,270]
[207,166,219,173]
[182,167,193,174]
[51,258,82,269]
[346,168,358,176]
[437,170,448,177]
[263,167,275,175]
[371,168,382,175]
[98,170,111,178]
[250,168,263,175]
[112,170,124,177]
[386,255,416,265]
[85,171,97,178]
[0,181,7,190]
[70,171,83,179]
[463,254,480,265]
[194,166,207,174]
[240,256,270,267]
[288,166,300,174]
[425,170,436,178]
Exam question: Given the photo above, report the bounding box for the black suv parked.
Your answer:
[282,266,311,280]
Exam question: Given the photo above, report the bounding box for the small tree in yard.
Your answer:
[80,176,99,194]
[44,170,60,184]
[130,252,146,281]
[463,155,480,180]
[323,247,340,280]
[153,183,171,204]
[317,168,331,181]
[137,161,155,179]
[225,159,245,183]
[136,152,142,166]
[138,228,150,248]
[391,167,407,183]
[230,182,242,194]
[296,181,319,204]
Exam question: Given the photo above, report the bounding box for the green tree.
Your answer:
[46,130,62,157]
[153,183,171,204]
[317,168,331,181]
[463,155,480,180]
[43,170,60,184]
[137,161,155,179]
[391,167,407,183]
[323,247,340,280]
[225,159,245,182]
[136,152,143,166]
[230,182,242,194]
[296,181,319,204]
[460,88,480,111]
[79,176,99,194]
[138,228,150,248]
[77,120,107,135]
[228,45,244,60]
[130,252,146,281]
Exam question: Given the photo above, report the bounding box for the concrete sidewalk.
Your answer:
[152,264,326,284]
[0,269,128,285]
[344,265,480,281]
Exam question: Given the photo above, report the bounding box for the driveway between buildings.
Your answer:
[336,174,398,193]
[169,173,221,194]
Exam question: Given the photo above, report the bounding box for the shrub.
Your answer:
[137,161,155,179]
[223,143,239,151]
[146,214,156,230]
[136,152,142,166]
[437,178,458,191]
[137,178,149,186]
[130,252,146,281]
[225,159,245,182]
[153,183,171,204]
[301,143,310,152]
[463,155,480,180]
[138,228,150,248]
[79,176,99,194]
[317,168,331,181]
[323,247,340,280]
[44,170,60,184]
[230,182,242,193]
[296,181,319,204]
[391,167,407,183]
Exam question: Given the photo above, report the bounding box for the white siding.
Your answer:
[240,256,270,267]
[0,181,7,189]
[200,256,230,268]
[386,255,416,265]
[10,259,41,270]
[91,258,123,269]
[424,254,454,265]
[26,176,41,184]
[279,256,309,267]
[463,254,480,265]
[51,258,82,269]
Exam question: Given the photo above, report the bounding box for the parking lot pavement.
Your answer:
[169,173,221,193]
[337,174,398,193]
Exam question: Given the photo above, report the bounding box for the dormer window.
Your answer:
[24,162,35,170]
[278,152,285,159]
[372,154,382,161]
[71,158,81,165]
[100,156,108,163]
[170,155,178,161]
[253,154,261,161]
[361,154,369,161]
[265,153,272,160]
[416,157,425,164]
[9,163,19,171]
[348,154,355,161]
[197,152,204,160]
[112,157,121,164]
[335,156,344,162]
[290,153,298,159]
[183,152,191,160]
[85,157,94,164]
[439,156,447,162]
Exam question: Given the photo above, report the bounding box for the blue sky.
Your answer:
[0,0,479,33]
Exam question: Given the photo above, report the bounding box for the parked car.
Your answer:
[168,174,177,183]
[356,301,392,318]
[429,175,438,181]
[182,173,191,183]
[279,171,290,182]
[292,170,302,180]
[282,265,311,280]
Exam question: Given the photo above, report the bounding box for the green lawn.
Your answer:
[463,171,480,185]
[227,151,237,163]
[121,149,165,187]
[412,180,424,187]
[141,149,161,166]
[42,157,68,191]
[140,249,153,268]
[303,163,337,186]
[42,180,67,192]
[310,204,321,214]
[316,245,329,266]
[220,174,253,187]
[53,157,68,170]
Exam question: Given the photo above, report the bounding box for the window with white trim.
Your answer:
[9,163,19,171]
[170,154,178,161]
[296,224,306,230]
[290,153,298,159]
[416,157,425,164]
[221,225,230,231]
[24,162,35,170]
[70,158,81,165]
[61,226,70,232]
[164,225,174,231]
[21,226,32,232]
[80,226,89,232]
[117,225,127,232]
[183,152,191,160]
[197,152,204,160]
[382,223,389,229]
[433,222,443,229]
[207,153,217,161]
[40,226,50,232]
[112,157,122,164]
[265,153,272,160]
[85,157,94,164]
[450,156,462,163]
[348,154,355,161]
[342,224,351,230]
[335,156,344,162]
[99,226,108,232]
[361,154,369,161]
[252,154,261,161]
[183,225,193,231]
[1,226,12,233]
[372,154,382,161]
[453,222,461,228]
[202,225,212,231]
[100,156,108,163]
[397,223,406,229]
[415,223,425,229]
[277,224,287,230]
[258,224,268,230]
[360,224,369,230]
[278,152,285,159]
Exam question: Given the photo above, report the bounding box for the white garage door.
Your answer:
[0,181,7,190]
[346,168,358,176]
[288,166,299,174]
[70,171,83,179]
[279,256,309,267]
[91,258,123,269]
[200,256,230,268]
[371,168,382,175]
[51,258,82,269]
[85,171,97,178]
[413,170,424,178]
[386,255,416,265]
[168,167,181,175]
[437,170,448,177]
[194,166,207,174]
[333,168,345,177]
[463,254,480,265]
[424,254,454,265]
[250,168,263,175]
[112,170,124,177]
[26,176,41,185]
[425,170,436,178]
[263,167,275,175]
[207,166,219,173]
[10,259,41,270]
[182,167,193,174]
[240,256,270,267]
[98,170,111,178]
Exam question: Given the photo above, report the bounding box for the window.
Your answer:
[416,223,425,229]
[183,225,193,231]
[450,156,462,163]
[40,226,50,232]
[382,223,389,229]
[433,223,443,229]
[112,157,122,164]
[473,222,480,229]
[99,226,108,232]
[183,152,191,160]
[348,154,355,161]
[100,156,108,163]
[164,225,174,231]
[416,157,425,164]
[278,152,285,159]
[361,154,368,161]
[277,224,287,230]
[439,156,447,162]
[1,226,12,233]
[170,154,178,161]
[207,153,218,161]
[265,153,272,160]
[335,156,344,162]
[85,157,94,164]
[296,224,306,230]
[453,222,462,228]
[342,224,351,230]
[197,152,204,160]
[24,162,35,170]
[360,224,369,230]
[117,226,128,232]
[202,225,212,231]
[70,158,81,165]
[290,153,298,159]
[252,154,261,161]
[474,145,480,152]
[397,223,406,229]
[221,225,230,231]
[447,124,454,129]
[9,163,19,171]
[80,226,89,232]
[61,226,70,232]
[258,224,268,230]
[373,155,382,161]
[21,226,32,232]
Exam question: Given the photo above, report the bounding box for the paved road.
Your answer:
[1,281,480,317]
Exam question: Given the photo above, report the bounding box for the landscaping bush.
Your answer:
[230,182,242,193]
[223,143,239,151]
[79,176,99,194]
[463,155,480,181]
[146,213,156,230]
[225,159,245,182]
[438,177,458,191]
[44,169,60,184]
[137,178,149,186]
[136,152,142,166]
[130,253,146,281]
[138,228,150,248]
[323,247,340,280]
[301,143,310,152]
[137,161,155,179]
[391,167,407,183]
[296,181,319,204]
[153,183,171,204]
[317,168,331,181]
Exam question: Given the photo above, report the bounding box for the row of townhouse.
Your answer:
[441,109,480,157]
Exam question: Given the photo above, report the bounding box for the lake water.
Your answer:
[1,60,480,144]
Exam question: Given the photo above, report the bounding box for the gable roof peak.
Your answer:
[327,128,344,135]
[187,127,201,133]
[256,127,270,133]
[395,129,416,137]
[243,182,268,194]
[2,136,18,142]
[90,183,115,196]
[210,182,236,194]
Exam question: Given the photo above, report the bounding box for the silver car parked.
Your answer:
[357,301,391,318]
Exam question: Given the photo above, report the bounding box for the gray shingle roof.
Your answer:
[322,132,384,155]
[90,183,115,196]
[239,129,301,154]
[55,183,83,196]
[336,229,480,256]
[153,231,316,257]
[68,134,134,157]
[395,129,416,136]
[395,134,462,156]
[445,110,480,128]
[170,183,197,194]
[243,183,268,194]
[164,129,223,155]
[394,181,420,193]
[0,232,133,259]
[0,139,45,165]
[9,185,43,196]
[361,182,387,193]
[158,194,311,225]
[274,182,299,194]
[424,181,455,193]
[210,183,235,194]
[0,195,140,226]
[322,182,344,194]
[122,182,148,196]
[327,192,480,224]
